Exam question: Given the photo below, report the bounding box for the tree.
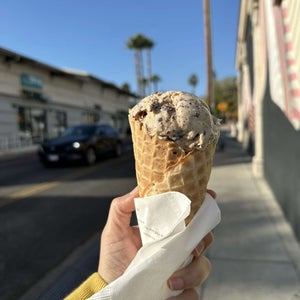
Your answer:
[126,34,145,96]
[141,77,149,94]
[150,74,161,92]
[203,0,213,107]
[126,34,155,97]
[213,76,238,121]
[188,74,198,93]
[143,37,155,95]
[120,82,131,92]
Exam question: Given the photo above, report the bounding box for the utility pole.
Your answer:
[203,0,213,108]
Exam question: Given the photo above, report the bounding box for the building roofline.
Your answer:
[235,0,248,69]
[0,46,138,98]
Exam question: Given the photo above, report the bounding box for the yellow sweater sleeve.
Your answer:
[64,272,107,300]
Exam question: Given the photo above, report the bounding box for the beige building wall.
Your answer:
[0,48,136,148]
[285,0,300,82]
[0,61,130,112]
[236,0,300,240]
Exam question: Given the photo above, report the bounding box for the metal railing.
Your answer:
[0,135,37,151]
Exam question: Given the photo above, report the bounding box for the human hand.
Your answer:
[98,186,141,283]
[98,187,216,299]
[166,232,213,299]
[166,189,216,300]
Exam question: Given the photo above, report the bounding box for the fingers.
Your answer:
[207,189,217,199]
[168,232,213,292]
[168,256,211,291]
[107,186,139,228]
[193,232,214,257]
[166,288,200,300]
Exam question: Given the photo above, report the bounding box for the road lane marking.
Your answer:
[8,181,60,200]
[2,165,100,208]
[2,152,133,208]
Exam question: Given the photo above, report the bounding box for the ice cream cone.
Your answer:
[129,117,217,224]
[129,91,219,224]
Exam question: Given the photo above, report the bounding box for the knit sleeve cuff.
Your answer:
[64,273,107,300]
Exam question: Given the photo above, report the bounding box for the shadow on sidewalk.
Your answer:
[213,134,252,167]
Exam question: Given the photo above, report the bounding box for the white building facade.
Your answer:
[236,0,300,240]
[0,47,137,149]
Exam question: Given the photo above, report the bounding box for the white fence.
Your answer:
[0,135,35,151]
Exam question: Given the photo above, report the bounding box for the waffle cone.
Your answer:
[129,117,217,224]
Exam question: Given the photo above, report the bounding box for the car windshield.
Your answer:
[61,125,96,137]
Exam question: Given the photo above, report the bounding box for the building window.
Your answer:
[83,111,100,123]
[54,110,67,136]
[18,107,46,143]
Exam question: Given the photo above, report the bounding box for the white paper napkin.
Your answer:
[88,191,221,300]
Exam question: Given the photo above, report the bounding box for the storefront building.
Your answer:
[236,0,300,240]
[0,47,137,149]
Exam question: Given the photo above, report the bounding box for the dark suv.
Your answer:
[38,124,123,166]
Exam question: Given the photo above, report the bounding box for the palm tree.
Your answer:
[203,0,213,107]
[141,77,149,95]
[151,74,161,92]
[120,82,131,92]
[143,37,155,95]
[126,34,155,97]
[188,74,198,93]
[126,34,146,96]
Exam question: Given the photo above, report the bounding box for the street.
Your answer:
[2,132,300,300]
[0,145,136,300]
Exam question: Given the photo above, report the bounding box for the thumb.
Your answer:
[107,187,139,228]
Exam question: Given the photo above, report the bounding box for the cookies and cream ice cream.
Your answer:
[129,91,220,224]
[129,91,219,153]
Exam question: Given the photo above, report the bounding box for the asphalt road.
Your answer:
[0,145,136,300]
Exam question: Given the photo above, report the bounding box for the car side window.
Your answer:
[96,126,106,136]
[105,126,118,137]
[96,125,118,137]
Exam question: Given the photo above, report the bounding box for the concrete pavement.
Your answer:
[201,138,300,299]
[0,145,38,158]
[20,136,300,299]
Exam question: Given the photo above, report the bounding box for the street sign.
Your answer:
[217,101,228,112]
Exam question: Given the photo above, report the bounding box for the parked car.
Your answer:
[38,124,123,166]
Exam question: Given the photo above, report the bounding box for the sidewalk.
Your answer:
[0,144,38,160]
[201,138,300,299]
[21,137,300,299]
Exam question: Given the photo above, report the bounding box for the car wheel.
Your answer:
[114,142,123,157]
[85,147,97,165]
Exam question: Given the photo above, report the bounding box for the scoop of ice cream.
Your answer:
[129,91,220,153]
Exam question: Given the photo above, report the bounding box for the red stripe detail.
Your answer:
[290,109,300,118]
[282,7,288,18]
[291,89,300,97]
[284,24,291,32]
[287,58,296,66]
[288,73,297,81]
[285,41,293,51]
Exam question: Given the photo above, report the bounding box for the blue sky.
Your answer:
[1,0,240,96]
